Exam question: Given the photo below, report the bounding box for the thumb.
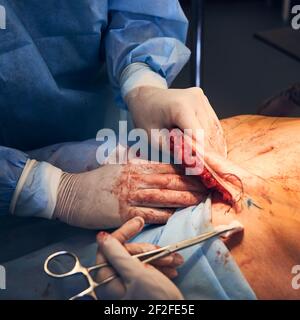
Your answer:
[97,232,144,282]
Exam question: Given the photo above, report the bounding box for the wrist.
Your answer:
[53,172,81,224]
[120,63,167,102]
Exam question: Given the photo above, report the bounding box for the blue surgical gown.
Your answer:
[0,0,190,215]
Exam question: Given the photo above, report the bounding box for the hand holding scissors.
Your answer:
[44,217,242,300]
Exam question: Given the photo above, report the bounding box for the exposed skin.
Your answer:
[210,115,300,299]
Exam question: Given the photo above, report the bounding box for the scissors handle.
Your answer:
[88,262,109,272]
[44,251,82,278]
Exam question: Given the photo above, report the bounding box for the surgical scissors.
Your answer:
[44,223,241,300]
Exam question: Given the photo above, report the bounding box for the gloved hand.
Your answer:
[53,159,204,229]
[95,217,184,300]
[125,86,227,157]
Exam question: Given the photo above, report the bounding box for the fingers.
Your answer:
[131,173,205,192]
[95,235,126,299]
[95,217,145,299]
[127,162,185,175]
[152,252,184,268]
[129,189,203,207]
[123,243,181,280]
[97,232,144,282]
[202,98,227,157]
[157,267,179,279]
[111,216,145,244]
[143,263,179,279]
[95,251,126,299]
[173,110,202,141]
[124,243,184,268]
[127,206,174,224]
[124,242,159,255]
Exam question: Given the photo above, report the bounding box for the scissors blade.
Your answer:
[141,225,238,264]
[168,226,236,252]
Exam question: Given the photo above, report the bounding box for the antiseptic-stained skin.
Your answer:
[210,115,300,299]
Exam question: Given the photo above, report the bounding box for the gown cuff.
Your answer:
[10,159,62,219]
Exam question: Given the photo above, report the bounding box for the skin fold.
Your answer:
[210,115,300,299]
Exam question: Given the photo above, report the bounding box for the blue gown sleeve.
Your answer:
[106,0,191,108]
[0,146,28,215]
[0,146,62,218]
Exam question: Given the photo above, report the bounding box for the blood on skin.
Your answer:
[169,129,234,206]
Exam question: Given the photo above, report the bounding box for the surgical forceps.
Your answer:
[44,223,241,300]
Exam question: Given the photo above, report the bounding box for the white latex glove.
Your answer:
[53,159,204,229]
[95,217,184,300]
[126,86,227,157]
